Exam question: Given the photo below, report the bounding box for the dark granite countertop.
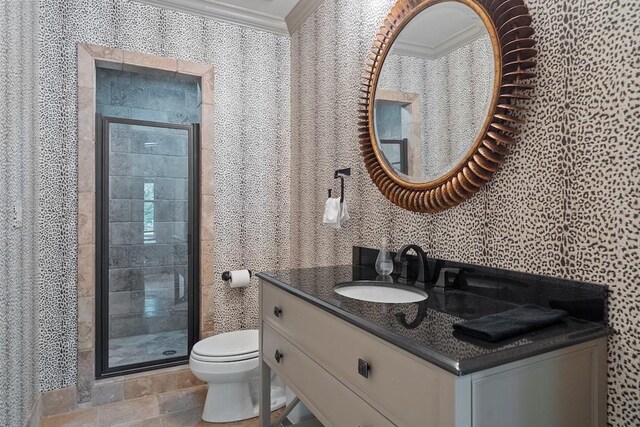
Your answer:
[257,264,611,376]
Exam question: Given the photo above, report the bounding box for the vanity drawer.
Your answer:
[261,281,457,427]
[262,323,394,427]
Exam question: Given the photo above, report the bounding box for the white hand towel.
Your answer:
[340,199,350,226]
[323,197,342,228]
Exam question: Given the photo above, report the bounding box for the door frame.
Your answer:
[95,115,200,378]
[380,138,409,175]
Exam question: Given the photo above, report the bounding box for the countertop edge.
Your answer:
[456,328,611,375]
[257,272,611,377]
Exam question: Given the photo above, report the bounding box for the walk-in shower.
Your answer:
[94,68,201,377]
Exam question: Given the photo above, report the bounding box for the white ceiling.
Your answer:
[391,2,488,59]
[134,0,321,35]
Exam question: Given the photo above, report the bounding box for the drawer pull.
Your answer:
[273,306,283,318]
[358,358,370,378]
[275,349,284,364]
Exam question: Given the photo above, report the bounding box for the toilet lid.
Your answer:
[192,329,259,360]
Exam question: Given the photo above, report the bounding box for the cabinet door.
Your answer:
[263,323,395,427]
[471,340,606,427]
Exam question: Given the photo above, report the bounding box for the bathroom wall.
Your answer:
[0,1,40,426]
[290,0,639,424]
[39,0,290,392]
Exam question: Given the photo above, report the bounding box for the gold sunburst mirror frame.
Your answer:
[360,0,537,212]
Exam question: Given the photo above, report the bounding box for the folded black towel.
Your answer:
[453,304,568,342]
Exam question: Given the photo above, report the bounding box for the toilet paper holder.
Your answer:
[221,270,252,281]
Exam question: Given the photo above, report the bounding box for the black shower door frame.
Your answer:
[95,115,200,379]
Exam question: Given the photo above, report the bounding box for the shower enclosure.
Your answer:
[96,115,199,377]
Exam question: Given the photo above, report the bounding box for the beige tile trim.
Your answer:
[123,50,177,74]
[201,69,214,105]
[24,392,41,427]
[42,384,207,427]
[76,42,215,407]
[177,60,211,77]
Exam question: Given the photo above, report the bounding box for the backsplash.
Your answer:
[353,246,608,323]
[290,0,639,424]
[39,0,290,392]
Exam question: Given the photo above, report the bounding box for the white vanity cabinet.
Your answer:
[259,280,607,427]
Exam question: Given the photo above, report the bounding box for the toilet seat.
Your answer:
[191,329,259,363]
[190,351,259,363]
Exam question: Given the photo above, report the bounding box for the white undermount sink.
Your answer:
[334,281,428,304]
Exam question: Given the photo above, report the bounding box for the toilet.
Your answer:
[189,329,286,423]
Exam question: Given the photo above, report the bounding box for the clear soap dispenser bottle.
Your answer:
[375,237,394,276]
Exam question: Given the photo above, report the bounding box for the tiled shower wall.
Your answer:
[105,125,191,339]
[39,0,290,392]
[97,69,199,340]
[0,1,40,426]
[290,0,639,424]
[96,68,200,125]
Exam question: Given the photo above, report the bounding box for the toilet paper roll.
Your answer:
[228,269,251,288]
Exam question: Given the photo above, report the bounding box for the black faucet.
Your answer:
[394,244,427,290]
[434,267,460,292]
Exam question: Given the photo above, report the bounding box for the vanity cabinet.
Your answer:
[262,323,394,427]
[259,280,607,427]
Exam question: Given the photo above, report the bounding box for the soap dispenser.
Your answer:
[375,238,394,276]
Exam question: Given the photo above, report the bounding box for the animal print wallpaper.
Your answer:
[13,0,639,426]
[0,1,40,426]
[39,0,290,392]
[290,0,639,425]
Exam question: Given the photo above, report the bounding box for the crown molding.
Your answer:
[393,24,487,60]
[433,24,486,58]
[133,0,291,35]
[392,40,437,60]
[285,0,324,35]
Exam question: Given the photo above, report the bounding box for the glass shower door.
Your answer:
[96,116,199,376]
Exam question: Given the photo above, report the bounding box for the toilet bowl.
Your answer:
[189,329,286,423]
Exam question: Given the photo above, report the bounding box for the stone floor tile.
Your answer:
[97,396,159,427]
[41,408,99,427]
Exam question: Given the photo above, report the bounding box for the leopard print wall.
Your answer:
[39,0,290,392]
[0,1,40,426]
[290,0,639,424]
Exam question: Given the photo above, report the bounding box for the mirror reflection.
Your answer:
[374,1,495,183]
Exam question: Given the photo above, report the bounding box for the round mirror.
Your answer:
[374,1,496,184]
[361,0,537,212]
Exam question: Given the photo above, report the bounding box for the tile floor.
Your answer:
[109,329,188,367]
[146,406,286,427]
[42,404,285,427]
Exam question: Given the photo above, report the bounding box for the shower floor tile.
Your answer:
[109,329,188,367]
